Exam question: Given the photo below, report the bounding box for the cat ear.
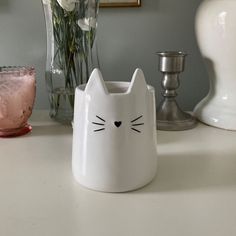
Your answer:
[128,68,148,94]
[85,68,108,95]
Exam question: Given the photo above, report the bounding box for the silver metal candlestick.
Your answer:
[156,51,197,131]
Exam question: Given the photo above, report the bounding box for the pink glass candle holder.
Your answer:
[0,66,36,137]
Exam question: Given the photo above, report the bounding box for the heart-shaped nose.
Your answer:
[114,121,122,128]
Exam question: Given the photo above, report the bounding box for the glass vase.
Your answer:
[42,0,100,123]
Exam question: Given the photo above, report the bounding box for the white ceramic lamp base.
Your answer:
[194,94,236,130]
[195,0,236,130]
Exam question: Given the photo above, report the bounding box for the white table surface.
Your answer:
[1,110,236,236]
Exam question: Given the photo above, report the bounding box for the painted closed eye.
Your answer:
[131,115,144,133]
[92,115,106,132]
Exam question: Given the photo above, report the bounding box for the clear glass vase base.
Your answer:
[49,111,73,125]
[48,88,74,124]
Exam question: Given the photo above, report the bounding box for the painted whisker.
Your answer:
[92,122,105,126]
[96,115,106,122]
[94,128,105,132]
[131,115,143,123]
[132,123,144,126]
[131,128,141,133]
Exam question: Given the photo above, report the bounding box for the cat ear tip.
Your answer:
[128,68,147,93]
[88,68,103,82]
[93,67,101,72]
[85,68,108,94]
[132,68,145,78]
[132,68,146,82]
[91,68,101,76]
[134,68,144,73]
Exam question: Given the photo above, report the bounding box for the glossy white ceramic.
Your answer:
[72,68,158,192]
[194,0,236,130]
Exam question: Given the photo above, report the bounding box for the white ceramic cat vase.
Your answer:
[72,68,158,192]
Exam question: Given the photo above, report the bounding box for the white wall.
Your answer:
[0,0,208,110]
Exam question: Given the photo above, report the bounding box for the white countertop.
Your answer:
[1,110,236,236]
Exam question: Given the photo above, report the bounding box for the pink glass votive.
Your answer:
[0,66,36,137]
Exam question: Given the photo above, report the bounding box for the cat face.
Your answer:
[91,114,144,133]
[74,68,155,138]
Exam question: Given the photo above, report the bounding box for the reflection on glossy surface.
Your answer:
[218,11,227,37]
[194,0,236,130]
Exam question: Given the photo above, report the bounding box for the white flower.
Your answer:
[77,17,97,31]
[42,0,50,4]
[57,0,77,12]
